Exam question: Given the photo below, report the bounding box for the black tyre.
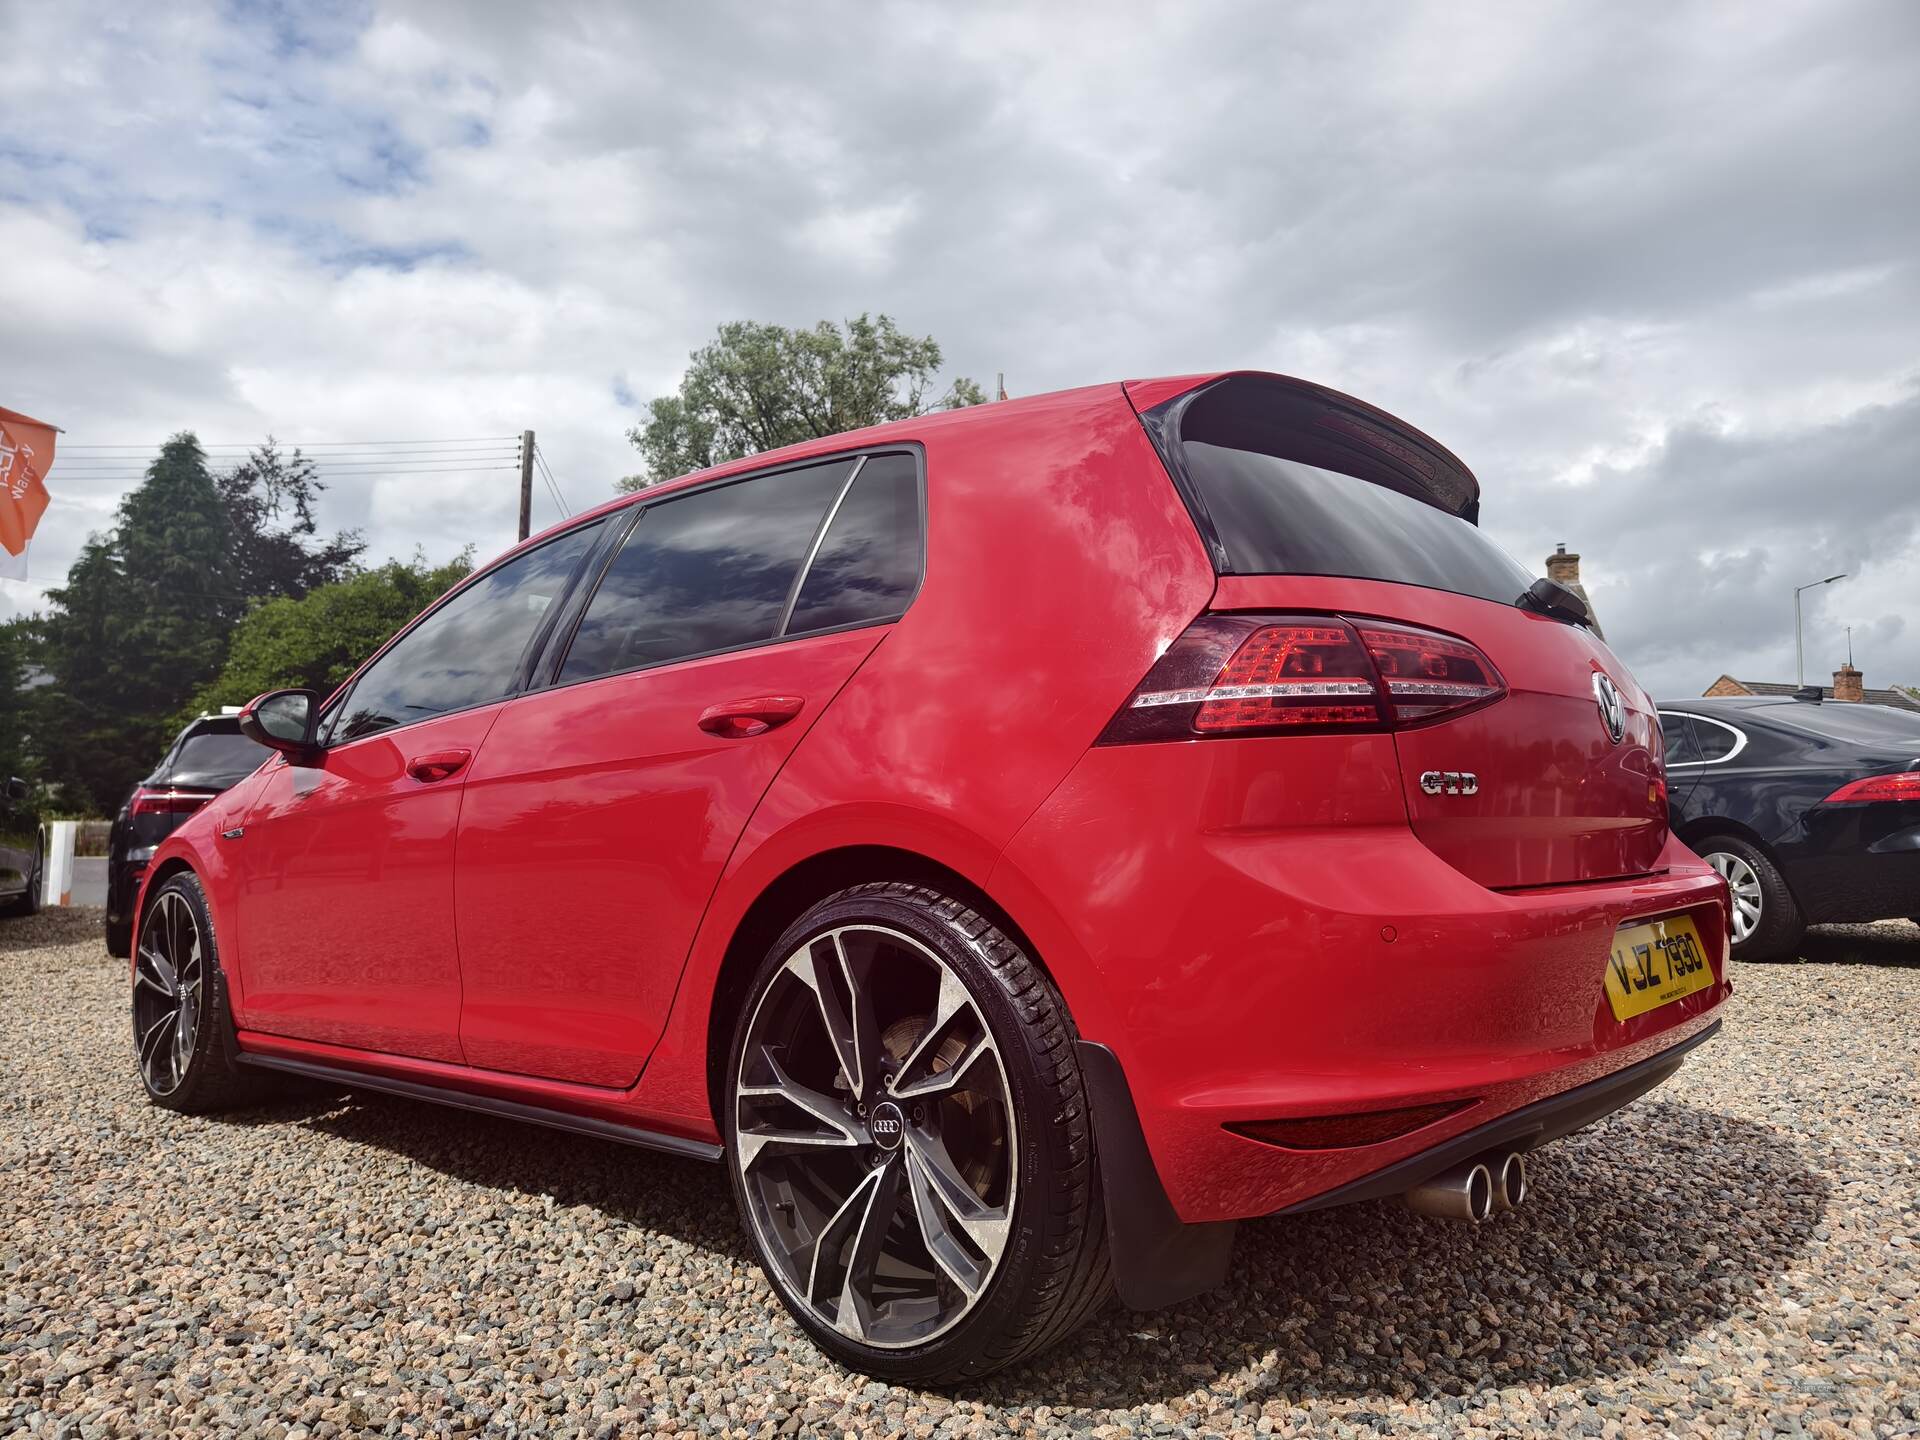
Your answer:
[1699,835,1803,962]
[724,882,1110,1384]
[132,872,275,1112]
[2,841,40,918]
[106,916,132,959]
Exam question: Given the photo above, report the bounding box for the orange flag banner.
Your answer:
[0,406,56,559]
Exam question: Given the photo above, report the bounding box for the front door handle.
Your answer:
[406,748,472,783]
[697,695,806,739]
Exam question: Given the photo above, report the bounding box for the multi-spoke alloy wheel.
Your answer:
[130,873,266,1113]
[735,923,1016,1348]
[727,883,1109,1382]
[133,889,204,1096]
[1703,851,1761,943]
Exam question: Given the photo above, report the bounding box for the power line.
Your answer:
[532,443,572,517]
[61,436,519,451]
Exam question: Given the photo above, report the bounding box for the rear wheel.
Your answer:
[133,872,274,1112]
[725,882,1109,1383]
[1699,836,1803,962]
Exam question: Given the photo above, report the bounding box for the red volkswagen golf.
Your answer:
[132,372,1729,1382]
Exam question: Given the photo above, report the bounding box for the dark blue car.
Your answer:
[1657,695,1920,959]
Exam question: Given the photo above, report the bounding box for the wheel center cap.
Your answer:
[868,1100,905,1151]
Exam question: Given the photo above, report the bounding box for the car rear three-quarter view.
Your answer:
[130,371,1731,1385]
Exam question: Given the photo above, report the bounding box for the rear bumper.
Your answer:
[1275,1018,1718,1213]
[994,736,1733,1224]
[1786,831,1920,924]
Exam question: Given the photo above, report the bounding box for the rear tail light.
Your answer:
[129,788,216,817]
[1098,614,1505,744]
[1821,771,1920,804]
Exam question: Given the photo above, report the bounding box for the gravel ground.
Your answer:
[3,908,1917,1439]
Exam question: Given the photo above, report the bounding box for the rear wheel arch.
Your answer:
[702,845,1054,1129]
[1675,816,1804,906]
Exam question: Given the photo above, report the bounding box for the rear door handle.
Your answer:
[406,748,472,783]
[697,695,806,739]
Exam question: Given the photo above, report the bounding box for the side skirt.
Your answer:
[236,1052,724,1164]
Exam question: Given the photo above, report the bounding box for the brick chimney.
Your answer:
[1832,662,1864,702]
[1543,543,1605,639]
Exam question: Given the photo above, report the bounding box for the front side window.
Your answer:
[786,453,920,635]
[333,520,605,742]
[559,460,853,682]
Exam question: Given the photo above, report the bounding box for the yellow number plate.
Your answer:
[1604,915,1715,1021]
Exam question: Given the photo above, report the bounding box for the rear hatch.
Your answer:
[1130,373,1666,890]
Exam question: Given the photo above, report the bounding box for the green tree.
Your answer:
[34,435,241,811]
[622,314,986,489]
[0,616,35,788]
[217,438,365,601]
[189,552,473,714]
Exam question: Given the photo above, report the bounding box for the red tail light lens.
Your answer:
[1098,614,1505,744]
[130,788,215,818]
[1821,771,1920,804]
[1355,621,1506,726]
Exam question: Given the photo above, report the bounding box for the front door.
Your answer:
[231,517,610,1061]
[454,450,923,1085]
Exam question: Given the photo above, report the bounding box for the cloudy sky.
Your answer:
[3,0,1916,697]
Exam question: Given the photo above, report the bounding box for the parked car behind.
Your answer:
[131,372,1730,1382]
[0,776,41,918]
[106,712,270,957]
[1659,695,1920,959]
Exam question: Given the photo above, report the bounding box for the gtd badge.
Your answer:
[1593,671,1626,744]
[868,1101,905,1149]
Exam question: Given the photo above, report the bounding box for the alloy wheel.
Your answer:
[132,890,204,1095]
[734,924,1016,1349]
[1704,851,1762,943]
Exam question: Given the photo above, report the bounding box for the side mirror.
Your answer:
[238,689,321,758]
[3,777,26,805]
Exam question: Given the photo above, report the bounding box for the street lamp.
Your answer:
[1794,573,1847,686]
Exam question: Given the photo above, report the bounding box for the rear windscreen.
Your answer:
[1165,377,1536,605]
[169,730,270,784]
[1760,702,1920,747]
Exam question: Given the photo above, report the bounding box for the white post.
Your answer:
[42,820,77,907]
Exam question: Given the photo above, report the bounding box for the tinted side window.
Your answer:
[787,453,920,635]
[335,520,605,742]
[560,461,851,682]
[1659,714,1703,765]
[1693,718,1743,763]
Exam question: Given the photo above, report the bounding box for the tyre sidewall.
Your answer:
[724,886,1080,1383]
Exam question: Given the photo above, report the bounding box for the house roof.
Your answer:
[1714,677,1920,713]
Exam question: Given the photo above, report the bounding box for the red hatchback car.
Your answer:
[133,372,1730,1382]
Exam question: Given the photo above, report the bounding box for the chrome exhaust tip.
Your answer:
[1492,1150,1528,1212]
[1405,1160,1494,1222]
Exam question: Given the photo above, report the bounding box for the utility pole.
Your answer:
[517,430,535,542]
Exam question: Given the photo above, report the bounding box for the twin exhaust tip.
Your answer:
[1405,1150,1528,1222]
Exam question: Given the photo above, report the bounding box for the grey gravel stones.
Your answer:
[4,906,1917,1437]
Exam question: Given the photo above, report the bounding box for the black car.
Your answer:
[1,776,42,919]
[1658,695,1920,959]
[106,712,271,957]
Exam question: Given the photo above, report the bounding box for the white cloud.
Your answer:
[2,0,1918,695]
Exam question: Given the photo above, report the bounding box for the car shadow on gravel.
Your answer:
[257,1092,756,1264]
[975,1100,1827,1410]
[1782,921,1920,968]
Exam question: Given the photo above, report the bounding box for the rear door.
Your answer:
[453,450,922,1086]
[234,520,607,1061]
[1144,374,1666,889]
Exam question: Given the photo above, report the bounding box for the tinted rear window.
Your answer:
[170,730,269,782]
[560,459,852,682]
[1167,377,1534,605]
[1760,702,1920,747]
